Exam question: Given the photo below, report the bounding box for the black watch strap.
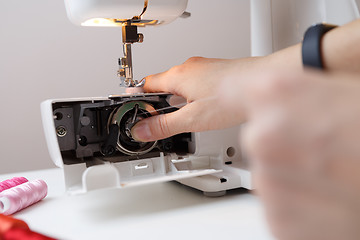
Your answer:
[302,23,337,69]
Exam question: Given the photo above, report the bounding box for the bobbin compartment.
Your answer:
[51,93,192,165]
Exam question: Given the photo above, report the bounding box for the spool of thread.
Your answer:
[0,213,29,235]
[0,214,56,240]
[3,227,56,240]
[0,180,48,215]
[0,177,28,193]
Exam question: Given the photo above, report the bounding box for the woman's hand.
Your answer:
[228,70,360,240]
[130,18,360,143]
[131,56,265,142]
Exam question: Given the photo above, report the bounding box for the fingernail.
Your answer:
[131,122,151,142]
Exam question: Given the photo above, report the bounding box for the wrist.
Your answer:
[265,44,303,71]
[231,57,265,72]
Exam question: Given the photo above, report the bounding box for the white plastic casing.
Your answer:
[41,97,252,195]
[64,0,188,26]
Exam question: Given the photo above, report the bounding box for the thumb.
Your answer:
[130,106,193,142]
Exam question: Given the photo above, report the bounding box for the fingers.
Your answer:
[130,103,198,142]
[143,71,172,93]
[142,59,191,94]
[242,70,351,176]
[238,71,310,169]
[143,57,210,95]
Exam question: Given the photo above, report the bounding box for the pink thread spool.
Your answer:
[0,177,28,192]
[0,179,48,215]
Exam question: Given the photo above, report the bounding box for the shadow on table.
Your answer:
[17,181,252,224]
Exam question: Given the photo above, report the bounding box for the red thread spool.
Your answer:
[3,228,56,240]
[0,214,29,235]
[0,214,56,240]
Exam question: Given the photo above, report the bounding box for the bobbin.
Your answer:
[108,101,159,156]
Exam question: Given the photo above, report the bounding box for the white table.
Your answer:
[0,168,274,240]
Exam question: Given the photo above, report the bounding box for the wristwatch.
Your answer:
[302,23,337,69]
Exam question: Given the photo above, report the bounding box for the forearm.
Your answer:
[322,19,360,73]
[266,44,302,70]
[251,19,360,73]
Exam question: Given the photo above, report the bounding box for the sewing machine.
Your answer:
[41,0,359,196]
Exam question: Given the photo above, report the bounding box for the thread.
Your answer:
[3,228,56,240]
[0,180,48,215]
[0,213,29,235]
[0,177,28,193]
[137,96,218,117]
[0,214,56,240]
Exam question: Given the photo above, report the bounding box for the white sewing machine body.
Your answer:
[41,94,251,196]
[42,0,359,195]
[64,0,189,27]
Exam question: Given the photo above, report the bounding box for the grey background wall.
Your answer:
[0,0,251,173]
